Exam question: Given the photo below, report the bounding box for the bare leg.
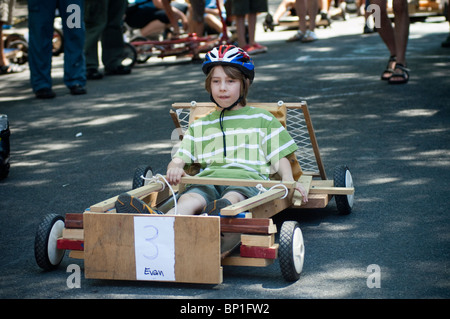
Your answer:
[247,13,257,46]
[140,20,166,38]
[391,0,409,66]
[371,0,396,57]
[166,192,207,215]
[307,0,318,31]
[222,191,246,204]
[235,15,247,47]
[295,0,307,34]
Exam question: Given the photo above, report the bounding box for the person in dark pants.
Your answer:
[84,0,131,80]
[28,0,86,98]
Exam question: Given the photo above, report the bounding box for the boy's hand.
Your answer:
[295,181,308,203]
[166,167,187,186]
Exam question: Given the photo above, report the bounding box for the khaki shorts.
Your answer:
[181,183,260,204]
[0,0,15,24]
[230,0,268,16]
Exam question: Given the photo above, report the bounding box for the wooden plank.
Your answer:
[249,196,292,219]
[65,213,83,229]
[180,176,296,189]
[89,183,164,212]
[84,213,222,284]
[84,213,136,280]
[220,188,288,216]
[57,238,84,251]
[301,104,327,180]
[241,234,275,247]
[309,186,354,195]
[221,255,275,267]
[174,215,222,284]
[293,193,329,208]
[62,228,84,240]
[68,250,84,259]
[220,218,277,234]
[172,102,307,109]
[240,244,279,259]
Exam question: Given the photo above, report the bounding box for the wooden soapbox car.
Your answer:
[34,101,354,284]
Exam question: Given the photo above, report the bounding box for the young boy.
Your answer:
[116,45,307,215]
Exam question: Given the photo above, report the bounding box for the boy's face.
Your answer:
[210,66,243,109]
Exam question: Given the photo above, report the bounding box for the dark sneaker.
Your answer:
[35,88,56,99]
[105,65,131,75]
[115,193,163,214]
[69,85,87,95]
[86,68,103,80]
[201,198,232,216]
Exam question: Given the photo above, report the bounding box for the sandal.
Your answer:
[381,56,396,80]
[0,63,24,75]
[388,63,409,85]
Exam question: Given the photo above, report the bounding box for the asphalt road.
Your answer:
[0,2,449,302]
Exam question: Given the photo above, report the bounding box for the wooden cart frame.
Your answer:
[34,101,354,284]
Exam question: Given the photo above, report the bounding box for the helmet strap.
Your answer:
[210,94,243,158]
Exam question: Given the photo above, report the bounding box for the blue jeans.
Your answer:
[28,0,86,92]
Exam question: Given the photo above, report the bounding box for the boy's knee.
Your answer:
[222,191,246,204]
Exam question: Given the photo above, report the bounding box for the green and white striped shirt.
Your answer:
[175,106,298,180]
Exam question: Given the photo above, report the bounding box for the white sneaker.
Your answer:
[302,30,318,43]
[286,30,305,42]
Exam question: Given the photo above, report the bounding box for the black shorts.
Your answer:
[125,2,187,29]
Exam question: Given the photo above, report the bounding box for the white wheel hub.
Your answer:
[47,220,65,265]
[292,227,305,274]
[345,170,354,208]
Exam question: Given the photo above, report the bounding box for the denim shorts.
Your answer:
[181,184,260,203]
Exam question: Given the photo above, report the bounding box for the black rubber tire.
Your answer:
[333,165,354,215]
[132,165,153,189]
[34,214,65,271]
[279,221,305,282]
[130,36,152,63]
[122,42,137,67]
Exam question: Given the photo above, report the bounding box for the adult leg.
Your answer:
[296,0,308,34]
[371,0,396,56]
[27,0,56,92]
[388,0,409,83]
[286,0,307,41]
[59,0,86,89]
[235,15,247,48]
[307,0,318,31]
[247,13,257,46]
[101,0,127,71]
[84,0,108,71]
[188,0,205,35]
[371,0,397,79]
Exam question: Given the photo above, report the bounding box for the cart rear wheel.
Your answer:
[279,221,305,281]
[333,165,354,215]
[132,165,154,189]
[34,214,65,271]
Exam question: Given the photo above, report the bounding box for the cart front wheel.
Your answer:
[132,165,154,189]
[279,221,305,282]
[34,214,65,271]
[333,165,354,215]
